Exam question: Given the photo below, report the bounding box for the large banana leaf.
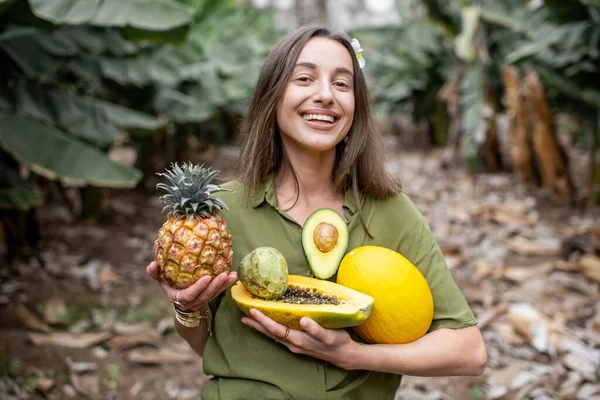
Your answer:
[98,7,273,88]
[0,27,60,77]
[33,25,139,57]
[102,102,166,133]
[100,53,168,87]
[14,83,165,147]
[352,19,446,116]
[154,88,213,123]
[422,0,459,35]
[0,157,42,210]
[28,0,195,43]
[0,116,141,188]
[534,65,600,109]
[0,188,42,210]
[0,25,141,80]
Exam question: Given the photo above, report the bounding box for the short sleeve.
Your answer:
[394,194,477,332]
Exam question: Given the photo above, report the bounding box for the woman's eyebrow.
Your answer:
[294,62,353,77]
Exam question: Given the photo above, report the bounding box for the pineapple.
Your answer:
[154,163,233,289]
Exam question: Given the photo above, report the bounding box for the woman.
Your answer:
[147,25,487,399]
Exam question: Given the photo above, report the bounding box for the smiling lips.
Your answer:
[303,113,335,123]
[300,110,339,129]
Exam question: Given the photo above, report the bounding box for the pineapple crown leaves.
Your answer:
[156,162,230,218]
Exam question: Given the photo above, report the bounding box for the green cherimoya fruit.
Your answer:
[302,208,349,279]
[239,247,289,299]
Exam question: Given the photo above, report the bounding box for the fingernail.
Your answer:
[300,318,310,329]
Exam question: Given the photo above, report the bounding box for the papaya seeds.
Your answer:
[251,285,341,305]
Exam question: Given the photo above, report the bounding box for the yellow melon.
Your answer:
[337,246,434,344]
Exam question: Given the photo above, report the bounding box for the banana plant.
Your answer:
[1,0,278,257]
[479,0,600,204]
[352,18,452,146]
[0,0,196,193]
[5,0,196,43]
[418,0,600,203]
[0,0,195,255]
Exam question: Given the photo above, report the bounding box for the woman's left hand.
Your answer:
[241,309,357,369]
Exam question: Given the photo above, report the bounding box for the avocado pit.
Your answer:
[313,222,339,253]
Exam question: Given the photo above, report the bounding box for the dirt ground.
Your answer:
[1,142,598,400]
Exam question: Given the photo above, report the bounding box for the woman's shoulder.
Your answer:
[368,191,424,221]
[217,180,255,218]
[218,180,246,205]
[221,180,244,193]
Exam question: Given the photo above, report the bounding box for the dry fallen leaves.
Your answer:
[505,237,561,256]
[106,332,160,352]
[127,346,199,365]
[14,303,53,333]
[29,331,112,348]
[579,254,600,283]
[43,296,68,325]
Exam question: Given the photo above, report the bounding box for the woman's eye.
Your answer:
[334,81,350,88]
[297,77,310,82]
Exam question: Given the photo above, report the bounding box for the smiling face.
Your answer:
[276,37,355,154]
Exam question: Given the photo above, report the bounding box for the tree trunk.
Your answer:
[80,186,103,222]
[480,85,503,172]
[439,66,464,167]
[502,65,538,183]
[501,65,575,205]
[524,67,574,205]
[0,209,41,263]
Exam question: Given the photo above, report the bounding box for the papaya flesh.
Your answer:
[231,275,374,330]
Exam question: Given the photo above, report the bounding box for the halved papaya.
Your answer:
[231,275,374,330]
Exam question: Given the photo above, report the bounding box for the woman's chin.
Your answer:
[286,137,340,153]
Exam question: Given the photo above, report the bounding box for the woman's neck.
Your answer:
[274,145,343,210]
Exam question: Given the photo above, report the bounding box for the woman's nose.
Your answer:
[313,81,334,104]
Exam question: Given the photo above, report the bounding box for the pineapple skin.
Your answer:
[154,214,233,289]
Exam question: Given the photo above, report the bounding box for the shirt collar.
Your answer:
[250,173,359,217]
[250,173,275,208]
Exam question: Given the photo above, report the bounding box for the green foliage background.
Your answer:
[1,0,599,226]
[0,0,276,211]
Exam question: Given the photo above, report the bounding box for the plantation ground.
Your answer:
[1,141,599,400]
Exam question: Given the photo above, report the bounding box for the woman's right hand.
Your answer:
[146,261,238,312]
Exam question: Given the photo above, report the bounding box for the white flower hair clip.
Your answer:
[351,38,365,69]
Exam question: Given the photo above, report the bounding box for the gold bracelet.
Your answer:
[172,303,212,334]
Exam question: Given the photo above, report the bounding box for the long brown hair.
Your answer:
[233,25,401,234]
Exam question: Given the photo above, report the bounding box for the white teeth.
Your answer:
[302,114,335,123]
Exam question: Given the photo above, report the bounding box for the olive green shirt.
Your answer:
[202,176,477,400]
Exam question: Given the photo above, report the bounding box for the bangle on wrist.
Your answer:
[172,302,212,334]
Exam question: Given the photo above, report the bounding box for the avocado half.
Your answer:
[302,208,349,279]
